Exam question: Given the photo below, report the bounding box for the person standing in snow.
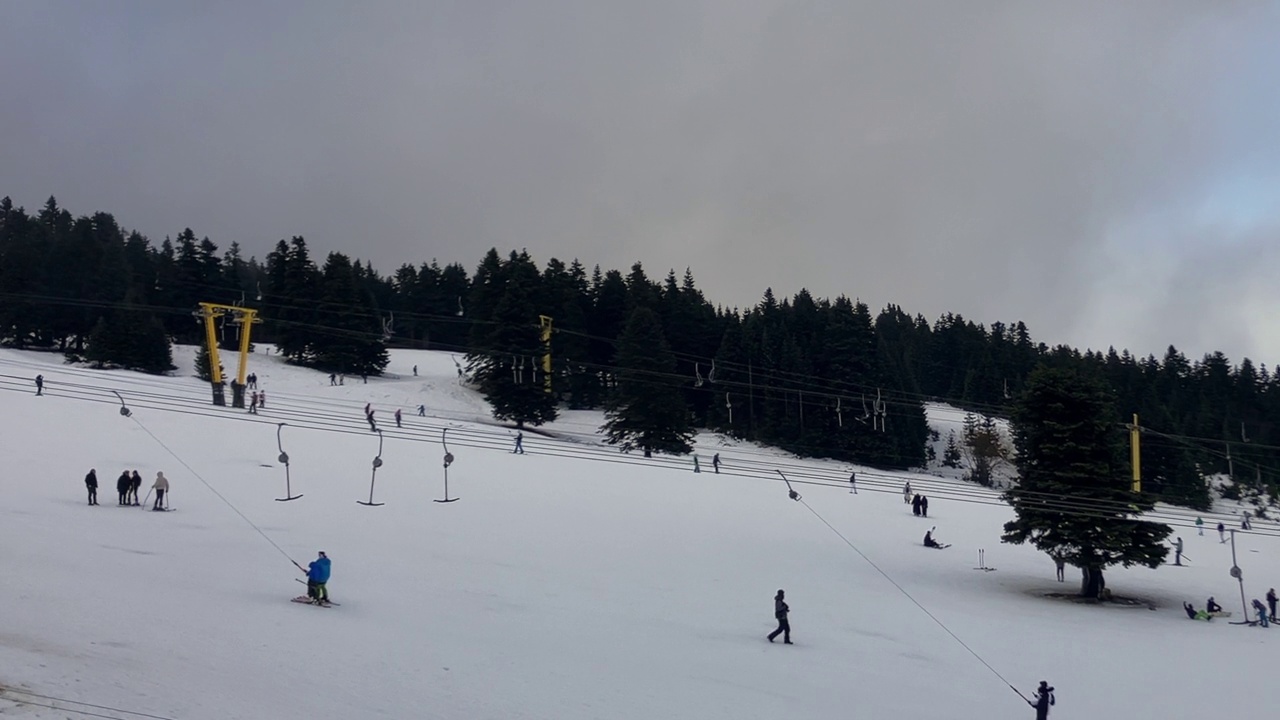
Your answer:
[1172,537,1184,566]
[712,453,721,474]
[1054,554,1066,582]
[1218,521,1227,542]
[1267,588,1277,622]
[395,408,402,428]
[249,391,259,414]
[903,481,911,503]
[35,374,43,395]
[116,470,131,505]
[1028,681,1054,719]
[130,470,143,505]
[767,589,791,644]
[84,469,98,506]
[258,390,265,409]
[417,404,425,417]
[848,471,857,494]
[151,472,169,511]
[297,551,331,605]
[513,432,524,454]
[329,373,337,386]
[413,364,418,376]
[1252,599,1269,627]
[920,495,929,518]
[912,494,922,516]
[1242,512,1252,530]
[1195,517,1204,536]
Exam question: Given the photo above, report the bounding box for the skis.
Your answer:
[290,596,339,607]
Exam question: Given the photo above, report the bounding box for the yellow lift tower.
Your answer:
[539,315,553,393]
[197,302,262,407]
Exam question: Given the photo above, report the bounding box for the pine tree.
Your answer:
[603,307,694,455]
[1002,368,1171,599]
[471,255,558,427]
[942,430,962,468]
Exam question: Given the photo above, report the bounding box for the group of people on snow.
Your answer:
[82,468,169,510]
[911,492,930,517]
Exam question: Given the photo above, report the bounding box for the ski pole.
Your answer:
[141,489,153,508]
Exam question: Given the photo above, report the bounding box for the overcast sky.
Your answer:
[3,1,1278,365]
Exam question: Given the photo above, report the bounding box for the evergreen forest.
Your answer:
[2,196,1277,510]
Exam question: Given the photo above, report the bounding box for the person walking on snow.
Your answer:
[249,391,259,414]
[1028,681,1054,719]
[1218,521,1227,542]
[116,470,131,505]
[151,472,169,511]
[1267,588,1277,622]
[130,470,142,505]
[767,589,792,644]
[848,471,857,494]
[84,469,98,506]
[417,404,425,417]
[903,481,911,503]
[513,432,524,454]
[1173,537,1184,566]
[367,410,378,432]
[35,374,43,395]
[1195,516,1204,536]
[394,408,402,428]
[712,453,720,474]
[297,551,331,605]
[329,373,337,386]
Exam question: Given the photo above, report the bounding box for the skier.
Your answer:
[298,551,331,605]
[903,481,911,503]
[250,391,259,414]
[364,403,371,417]
[84,469,98,506]
[912,494,922,517]
[1172,537,1184,566]
[130,470,143,505]
[1217,521,1226,543]
[116,470,131,505]
[1195,516,1204,536]
[151,471,169,511]
[329,373,337,386]
[367,410,378,433]
[767,589,791,644]
[513,432,524,454]
[1252,599,1269,627]
[1267,588,1277,622]
[1206,597,1223,614]
[920,495,929,518]
[923,527,946,549]
[1054,554,1066,582]
[394,408,402,428]
[35,374,43,395]
[848,471,857,494]
[712,453,720,474]
[417,404,425,417]
[1028,681,1054,719]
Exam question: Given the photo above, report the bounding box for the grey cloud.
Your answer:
[2,0,1278,364]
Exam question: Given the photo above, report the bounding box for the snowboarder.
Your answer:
[848,471,857,494]
[1184,602,1212,621]
[767,589,791,644]
[712,453,721,474]
[151,471,169,511]
[417,404,425,417]
[413,365,418,376]
[1054,554,1066,582]
[1028,681,1054,719]
[84,469,98,505]
[1195,516,1204,536]
[130,470,142,505]
[116,470,131,505]
[329,373,337,386]
[1173,537,1184,566]
[1252,599,1269,627]
[35,374,43,395]
[394,409,402,428]
[1267,588,1277,622]
[366,410,378,432]
[920,495,929,518]
[1218,521,1227,542]
[513,432,524,454]
[903,481,911,503]
[923,527,947,549]
[912,494,922,516]
[1206,597,1223,614]
[299,551,331,605]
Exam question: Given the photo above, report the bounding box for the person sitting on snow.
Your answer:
[1206,597,1223,614]
[1184,602,1212,621]
[923,528,943,548]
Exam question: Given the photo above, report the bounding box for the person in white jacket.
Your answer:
[151,471,170,511]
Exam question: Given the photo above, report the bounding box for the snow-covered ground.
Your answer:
[0,346,1275,719]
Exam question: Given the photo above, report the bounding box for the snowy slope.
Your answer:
[0,347,1275,720]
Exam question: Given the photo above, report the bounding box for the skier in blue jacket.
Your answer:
[299,551,331,605]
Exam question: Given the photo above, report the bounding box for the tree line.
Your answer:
[2,196,1278,507]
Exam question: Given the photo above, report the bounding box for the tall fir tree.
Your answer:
[603,306,694,456]
[1002,367,1171,598]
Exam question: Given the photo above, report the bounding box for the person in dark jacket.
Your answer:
[130,470,143,505]
[920,495,929,518]
[84,469,98,505]
[116,470,131,505]
[912,494,922,516]
[1206,597,1223,614]
[1029,681,1054,719]
[35,374,43,395]
[297,551,332,604]
[1267,588,1277,622]
[767,589,792,644]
